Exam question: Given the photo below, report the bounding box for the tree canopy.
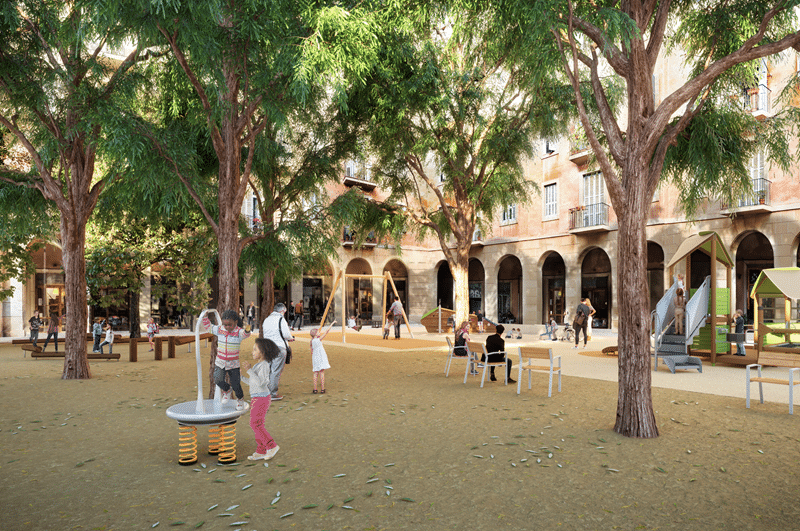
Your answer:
[513,0,800,437]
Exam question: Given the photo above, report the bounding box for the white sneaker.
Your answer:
[264,445,280,460]
[236,399,246,410]
[247,452,267,461]
[221,391,231,404]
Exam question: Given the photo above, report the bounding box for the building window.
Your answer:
[501,203,517,225]
[543,182,558,220]
[748,148,766,181]
[544,138,558,155]
[583,171,604,207]
[345,160,356,177]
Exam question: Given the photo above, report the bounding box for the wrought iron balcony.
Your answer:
[342,228,378,248]
[568,202,610,233]
[743,84,770,119]
[720,178,773,214]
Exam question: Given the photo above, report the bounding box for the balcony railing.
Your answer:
[569,202,609,231]
[342,228,378,247]
[721,178,772,212]
[743,84,770,117]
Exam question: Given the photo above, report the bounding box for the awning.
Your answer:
[666,231,734,270]
[749,267,800,300]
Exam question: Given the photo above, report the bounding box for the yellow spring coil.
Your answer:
[216,423,237,464]
[208,425,222,456]
[177,425,198,466]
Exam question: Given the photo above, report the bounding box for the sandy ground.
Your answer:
[1,330,799,531]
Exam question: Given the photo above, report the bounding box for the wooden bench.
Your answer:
[746,351,800,414]
[30,351,120,360]
[515,346,561,397]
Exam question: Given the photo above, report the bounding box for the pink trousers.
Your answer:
[249,396,277,453]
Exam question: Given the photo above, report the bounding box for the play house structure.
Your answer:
[652,232,736,372]
[750,267,800,361]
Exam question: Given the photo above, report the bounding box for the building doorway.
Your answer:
[383,259,409,314]
[437,262,454,310]
[647,242,665,312]
[736,232,774,324]
[542,253,566,325]
[468,258,485,314]
[581,248,611,328]
[497,255,523,324]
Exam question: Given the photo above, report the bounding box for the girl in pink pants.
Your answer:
[241,338,281,461]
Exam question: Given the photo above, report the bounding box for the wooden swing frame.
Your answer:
[318,271,414,343]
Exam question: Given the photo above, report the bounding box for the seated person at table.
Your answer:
[484,325,515,383]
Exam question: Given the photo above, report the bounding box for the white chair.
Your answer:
[516,346,561,397]
[464,341,508,387]
[444,336,468,377]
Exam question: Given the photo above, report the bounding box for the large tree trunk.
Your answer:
[128,290,141,338]
[60,214,91,380]
[216,213,241,314]
[259,270,275,338]
[451,246,470,327]
[613,186,658,438]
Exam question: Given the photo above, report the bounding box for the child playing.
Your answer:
[92,318,104,353]
[383,318,392,340]
[310,320,336,393]
[347,315,361,332]
[146,318,159,352]
[98,323,114,355]
[241,338,281,461]
[202,309,251,410]
[42,312,60,351]
[28,312,42,349]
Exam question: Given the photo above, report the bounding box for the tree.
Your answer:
[521,0,800,437]
[138,0,359,316]
[85,220,212,337]
[344,1,591,325]
[0,0,160,378]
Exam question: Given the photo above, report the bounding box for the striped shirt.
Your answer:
[203,316,251,370]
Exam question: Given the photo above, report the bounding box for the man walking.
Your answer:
[386,295,403,339]
[292,300,303,330]
[262,303,294,401]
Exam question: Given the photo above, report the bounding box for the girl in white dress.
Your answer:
[310,320,336,394]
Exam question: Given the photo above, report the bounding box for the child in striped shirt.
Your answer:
[203,309,251,410]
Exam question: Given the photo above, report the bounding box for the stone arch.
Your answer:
[581,247,612,329]
[468,258,485,314]
[383,259,409,314]
[436,261,454,310]
[345,258,374,320]
[540,251,566,324]
[497,254,523,324]
[733,231,774,322]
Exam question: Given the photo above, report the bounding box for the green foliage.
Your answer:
[338,0,581,247]
[85,220,212,317]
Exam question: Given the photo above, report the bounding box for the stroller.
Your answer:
[559,322,574,342]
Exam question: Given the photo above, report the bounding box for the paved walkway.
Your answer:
[3,323,794,408]
[340,324,795,408]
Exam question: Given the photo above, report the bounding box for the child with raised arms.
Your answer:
[310,320,336,394]
[241,338,281,461]
[202,309,251,410]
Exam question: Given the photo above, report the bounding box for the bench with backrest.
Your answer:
[515,346,561,397]
[746,350,800,414]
